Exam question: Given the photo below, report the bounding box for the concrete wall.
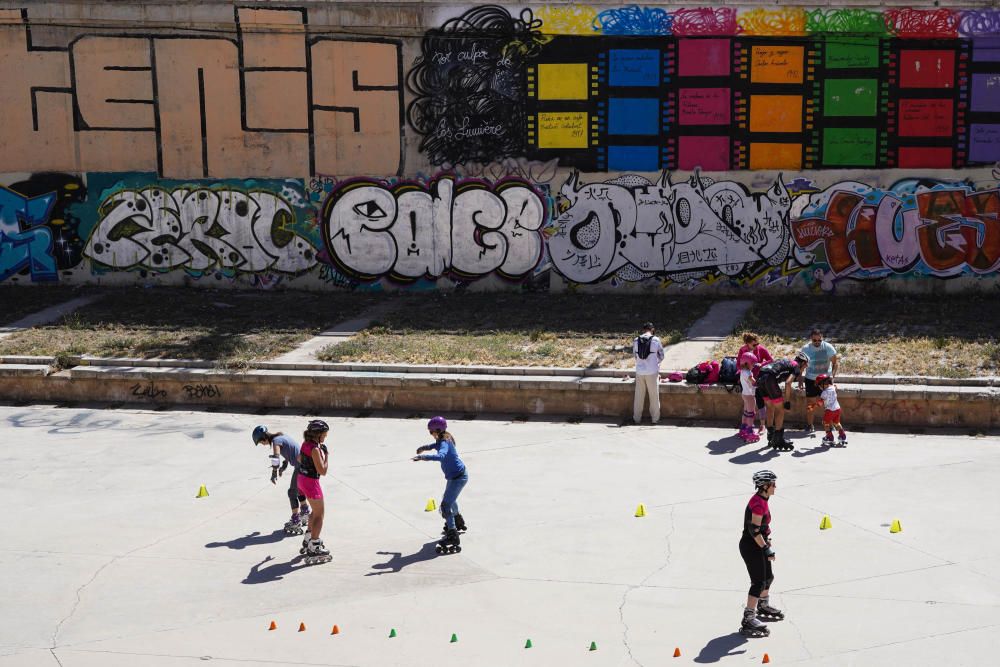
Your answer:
[2,2,1000,293]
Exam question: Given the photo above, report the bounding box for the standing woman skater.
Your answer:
[739,470,785,638]
[297,419,333,564]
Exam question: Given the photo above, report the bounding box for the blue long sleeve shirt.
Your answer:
[419,437,466,479]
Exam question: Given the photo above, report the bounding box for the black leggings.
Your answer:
[740,538,773,598]
[287,468,306,511]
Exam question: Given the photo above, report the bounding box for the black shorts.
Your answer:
[754,386,765,410]
[804,377,822,398]
[758,373,782,401]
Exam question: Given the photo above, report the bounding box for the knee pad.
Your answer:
[749,581,765,598]
[764,576,774,590]
[743,410,756,419]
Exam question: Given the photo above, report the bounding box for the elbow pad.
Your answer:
[269,455,281,468]
[750,525,763,537]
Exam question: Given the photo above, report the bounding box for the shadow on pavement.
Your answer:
[728,445,779,465]
[205,529,286,550]
[366,542,440,576]
[706,434,754,456]
[791,441,834,458]
[693,631,748,663]
[242,554,315,584]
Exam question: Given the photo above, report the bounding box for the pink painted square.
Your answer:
[678,39,731,77]
[679,88,730,125]
[679,136,730,170]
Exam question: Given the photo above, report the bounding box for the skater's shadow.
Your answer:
[693,632,748,663]
[205,529,286,551]
[242,555,309,584]
[366,542,440,576]
[791,442,833,458]
[706,434,755,456]
[728,446,779,465]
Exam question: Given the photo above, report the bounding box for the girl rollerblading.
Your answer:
[413,416,468,555]
[738,470,783,636]
[252,425,310,536]
[738,352,760,443]
[297,419,333,564]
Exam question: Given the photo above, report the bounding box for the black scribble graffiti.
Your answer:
[406,5,549,166]
[182,384,223,399]
[130,382,167,400]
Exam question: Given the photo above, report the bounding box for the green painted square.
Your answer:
[824,79,877,117]
[823,128,877,166]
[825,38,879,69]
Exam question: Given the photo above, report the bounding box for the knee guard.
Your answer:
[764,576,774,590]
[742,410,756,419]
[748,580,765,598]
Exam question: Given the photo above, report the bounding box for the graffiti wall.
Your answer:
[2,3,1000,294]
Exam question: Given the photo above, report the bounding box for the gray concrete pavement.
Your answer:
[271,301,398,364]
[663,300,753,370]
[1,404,998,666]
[0,295,99,339]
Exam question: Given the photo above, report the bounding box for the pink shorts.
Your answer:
[823,409,842,424]
[297,475,324,500]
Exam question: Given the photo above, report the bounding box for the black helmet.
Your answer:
[306,419,330,433]
[251,425,268,444]
[753,470,777,489]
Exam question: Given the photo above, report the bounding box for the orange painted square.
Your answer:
[750,95,802,133]
[749,143,802,169]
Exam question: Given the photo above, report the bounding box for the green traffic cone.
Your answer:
[589,641,597,651]
[450,633,458,643]
[525,638,533,648]
[389,628,397,638]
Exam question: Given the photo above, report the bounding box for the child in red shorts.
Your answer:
[816,375,847,447]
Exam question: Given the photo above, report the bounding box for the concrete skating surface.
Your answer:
[1,405,999,667]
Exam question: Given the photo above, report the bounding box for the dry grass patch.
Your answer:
[318,293,712,368]
[712,295,1000,378]
[0,288,377,368]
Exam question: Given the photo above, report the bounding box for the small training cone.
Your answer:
[298,622,306,632]
[389,628,397,638]
[635,503,647,518]
[762,653,770,664]
[425,498,437,511]
[673,647,681,657]
[890,519,902,533]
[268,621,277,631]
[819,515,832,530]
[196,485,209,498]
[589,641,597,651]
[331,624,340,635]
[450,633,458,643]
[525,639,533,649]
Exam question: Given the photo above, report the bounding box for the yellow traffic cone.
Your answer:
[425,498,437,512]
[635,503,647,518]
[890,519,902,533]
[196,485,209,498]
[819,515,832,530]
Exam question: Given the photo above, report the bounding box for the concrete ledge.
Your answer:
[2,363,999,428]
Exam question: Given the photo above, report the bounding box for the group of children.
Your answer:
[251,416,469,563]
[735,332,847,451]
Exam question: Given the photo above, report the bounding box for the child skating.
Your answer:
[737,352,760,443]
[252,425,310,535]
[739,470,785,638]
[297,419,332,564]
[816,374,848,446]
[412,416,468,554]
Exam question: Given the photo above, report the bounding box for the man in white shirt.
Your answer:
[633,322,665,424]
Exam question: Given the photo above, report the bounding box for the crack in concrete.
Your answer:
[780,595,813,659]
[618,505,677,667]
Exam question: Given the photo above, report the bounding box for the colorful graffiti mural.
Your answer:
[549,171,791,284]
[0,6,403,178]
[409,5,1000,172]
[84,186,318,274]
[323,176,546,282]
[792,180,1000,279]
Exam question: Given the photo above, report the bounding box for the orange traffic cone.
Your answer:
[763,653,771,663]
[298,622,307,632]
[331,624,340,635]
[673,647,682,657]
[268,621,277,631]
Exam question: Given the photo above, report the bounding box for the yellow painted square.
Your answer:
[538,63,589,100]
[749,142,802,169]
[537,112,589,148]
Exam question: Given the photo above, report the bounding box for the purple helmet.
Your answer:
[427,416,448,432]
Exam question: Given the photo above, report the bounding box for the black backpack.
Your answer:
[685,365,709,384]
[635,335,654,360]
[718,356,739,390]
